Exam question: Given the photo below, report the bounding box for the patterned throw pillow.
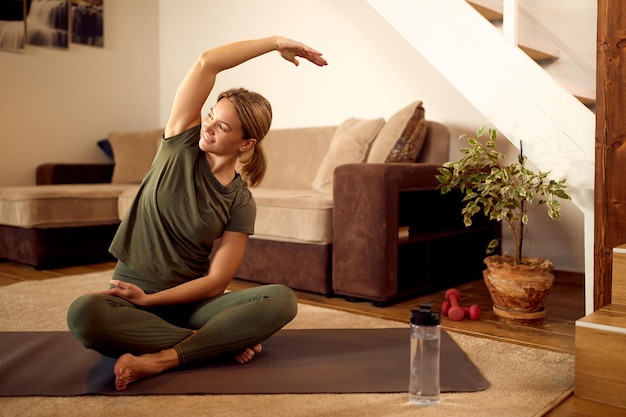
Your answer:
[366,101,427,163]
[385,105,427,162]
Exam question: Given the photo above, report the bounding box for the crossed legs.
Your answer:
[67,284,297,390]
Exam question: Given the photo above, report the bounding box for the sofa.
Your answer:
[0,101,499,305]
[0,128,162,269]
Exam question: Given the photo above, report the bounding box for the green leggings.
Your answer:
[66,282,297,366]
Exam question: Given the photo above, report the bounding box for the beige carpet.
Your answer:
[0,271,574,417]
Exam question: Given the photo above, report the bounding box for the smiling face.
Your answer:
[199,99,255,156]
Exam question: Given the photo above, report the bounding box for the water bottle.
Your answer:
[409,303,441,406]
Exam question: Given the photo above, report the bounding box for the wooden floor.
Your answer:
[0,260,623,416]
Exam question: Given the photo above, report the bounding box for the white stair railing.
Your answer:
[502,0,519,45]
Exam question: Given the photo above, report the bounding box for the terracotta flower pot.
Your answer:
[482,254,555,323]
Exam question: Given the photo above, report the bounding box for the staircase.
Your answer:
[366,0,596,314]
[467,0,596,108]
[575,245,626,409]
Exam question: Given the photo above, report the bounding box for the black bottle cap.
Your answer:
[410,303,441,326]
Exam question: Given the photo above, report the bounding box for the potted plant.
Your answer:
[436,127,571,323]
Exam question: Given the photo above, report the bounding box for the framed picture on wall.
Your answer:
[26,0,69,49]
[0,0,26,52]
[70,0,103,47]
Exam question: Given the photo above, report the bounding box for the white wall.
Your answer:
[0,0,160,186]
[158,0,486,132]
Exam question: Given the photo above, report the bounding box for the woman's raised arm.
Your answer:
[164,36,327,138]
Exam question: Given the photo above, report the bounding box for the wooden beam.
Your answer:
[595,0,626,309]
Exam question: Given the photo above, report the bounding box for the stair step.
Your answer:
[575,306,626,408]
[558,81,596,107]
[467,0,503,21]
[613,244,626,304]
[518,41,560,62]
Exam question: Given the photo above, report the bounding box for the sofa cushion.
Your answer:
[108,128,163,184]
[261,126,336,190]
[384,105,427,163]
[367,101,426,163]
[0,184,133,228]
[312,117,385,194]
[416,121,451,164]
[116,186,332,244]
[250,188,333,244]
[117,185,141,221]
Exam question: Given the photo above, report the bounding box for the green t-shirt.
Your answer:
[109,125,256,293]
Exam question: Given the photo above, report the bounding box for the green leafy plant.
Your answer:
[436,127,571,266]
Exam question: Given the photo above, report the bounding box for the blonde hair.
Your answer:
[217,88,272,187]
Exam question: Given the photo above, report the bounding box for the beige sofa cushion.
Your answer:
[311,117,385,194]
[108,128,163,184]
[117,185,141,221]
[367,101,426,163]
[260,126,336,190]
[0,184,132,228]
[416,121,451,164]
[250,188,333,244]
[117,185,332,244]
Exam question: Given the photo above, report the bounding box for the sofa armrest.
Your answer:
[333,162,455,196]
[332,162,449,241]
[332,163,498,304]
[36,163,114,185]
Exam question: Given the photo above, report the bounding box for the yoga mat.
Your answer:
[0,328,488,396]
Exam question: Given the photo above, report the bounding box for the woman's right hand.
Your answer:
[275,36,328,67]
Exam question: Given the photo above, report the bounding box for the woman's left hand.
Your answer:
[103,280,150,306]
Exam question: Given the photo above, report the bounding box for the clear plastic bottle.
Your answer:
[409,303,441,406]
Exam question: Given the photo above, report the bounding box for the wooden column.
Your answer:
[595,0,626,309]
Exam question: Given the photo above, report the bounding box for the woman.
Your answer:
[67,36,328,391]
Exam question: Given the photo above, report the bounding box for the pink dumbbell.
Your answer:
[441,288,481,321]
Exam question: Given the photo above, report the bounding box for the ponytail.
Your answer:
[238,143,267,187]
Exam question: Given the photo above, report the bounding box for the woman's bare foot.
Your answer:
[114,344,262,390]
[114,348,179,391]
[234,344,262,364]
